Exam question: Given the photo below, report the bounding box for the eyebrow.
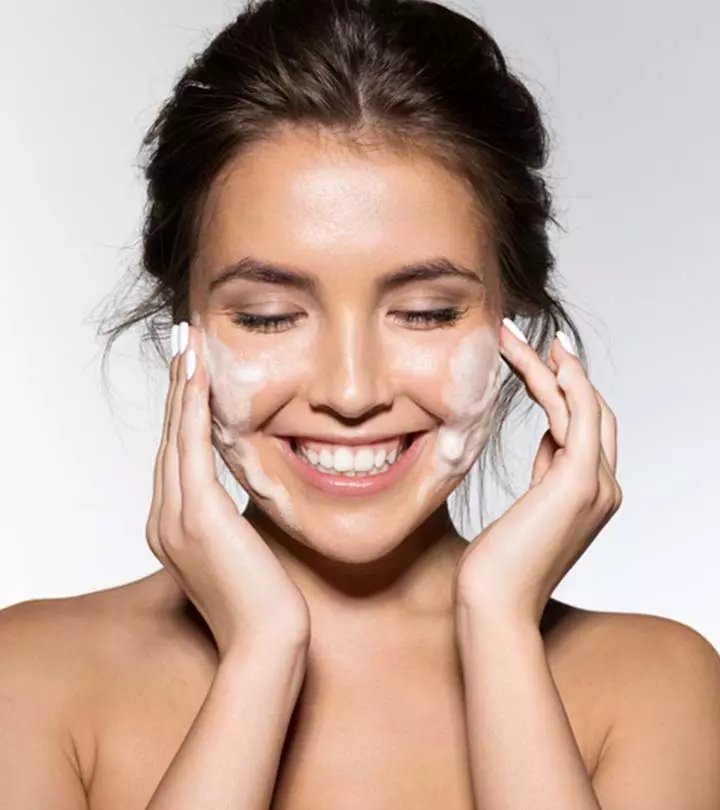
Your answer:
[206,255,485,295]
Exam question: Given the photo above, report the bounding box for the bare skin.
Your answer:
[3,129,719,808]
[0,566,685,810]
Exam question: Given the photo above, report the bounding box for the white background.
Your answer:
[1,1,718,648]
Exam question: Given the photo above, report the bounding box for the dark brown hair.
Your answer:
[98,0,588,531]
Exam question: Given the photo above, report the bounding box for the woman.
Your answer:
[2,0,719,807]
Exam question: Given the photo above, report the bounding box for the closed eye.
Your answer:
[390,307,467,329]
[230,306,467,333]
[231,312,305,332]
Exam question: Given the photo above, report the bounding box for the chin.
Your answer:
[245,483,451,568]
[226,427,457,561]
[295,510,432,564]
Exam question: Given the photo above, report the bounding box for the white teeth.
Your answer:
[333,447,354,472]
[294,437,408,476]
[353,448,375,472]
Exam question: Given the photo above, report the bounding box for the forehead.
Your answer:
[193,129,496,289]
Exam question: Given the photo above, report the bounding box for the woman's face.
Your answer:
[188,129,503,562]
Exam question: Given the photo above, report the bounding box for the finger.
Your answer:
[155,328,182,498]
[549,336,618,477]
[594,387,618,475]
[594,398,621,512]
[147,325,182,560]
[500,320,570,447]
[530,429,557,488]
[163,321,189,521]
[177,326,230,522]
[555,346,602,488]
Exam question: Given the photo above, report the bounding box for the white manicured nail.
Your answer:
[556,330,577,356]
[502,317,528,343]
[185,348,196,380]
[178,321,189,354]
[171,324,179,358]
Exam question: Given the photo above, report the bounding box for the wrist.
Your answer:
[221,629,310,670]
[454,598,540,650]
[212,636,310,715]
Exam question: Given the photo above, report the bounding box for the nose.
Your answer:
[306,312,394,421]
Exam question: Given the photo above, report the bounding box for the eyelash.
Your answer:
[231,312,305,332]
[231,307,466,333]
[395,307,466,329]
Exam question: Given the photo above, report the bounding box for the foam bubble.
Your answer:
[415,327,501,503]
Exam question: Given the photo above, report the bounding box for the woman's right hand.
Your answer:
[146,321,311,660]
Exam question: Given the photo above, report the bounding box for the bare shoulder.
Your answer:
[0,595,95,769]
[544,600,720,798]
[0,569,184,671]
[0,570,199,790]
[548,601,720,684]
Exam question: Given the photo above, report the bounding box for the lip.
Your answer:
[285,432,417,447]
[277,431,428,498]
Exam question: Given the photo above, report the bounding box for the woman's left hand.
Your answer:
[453,320,623,626]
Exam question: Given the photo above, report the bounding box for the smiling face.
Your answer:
[188,128,503,563]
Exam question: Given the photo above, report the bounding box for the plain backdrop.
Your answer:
[1,0,718,649]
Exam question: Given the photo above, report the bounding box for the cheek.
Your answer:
[198,328,307,531]
[437,327,501,466]
[200,328,313,436]
[444,327,499,418]
[387,327,501,505]
[386,330,498,421]
[386,336,450,411]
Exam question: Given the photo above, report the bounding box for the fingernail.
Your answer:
[502,317,528,344]
[556,330,577,357]
[178,321,189,354]
[185,348,196,380]
[171,324,179,358]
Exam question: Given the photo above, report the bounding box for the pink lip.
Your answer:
[277,432,428,498]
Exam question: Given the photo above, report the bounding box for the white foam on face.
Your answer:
[221,434,298,531]
[189,310,499,545]
[200,329,265,431]
[416,327,501,504]
[194,321,300,530]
